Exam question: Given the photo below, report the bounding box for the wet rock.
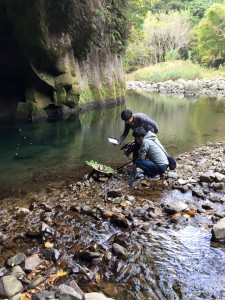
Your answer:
[164,200,188,214]
[32,291,56,300]
[212,217,225,241]
[112,243,126,258]
[103,251,113,262]
[107,189,122,198]
[42,222,54,235]
[79,251,101,262]
[56,283,84,300]
[177,179,187,185]
[16,207,30,217]
[28,275,46,289]
[24,254,42,271]
[0,233,8,243]
[192,188,206,199]
[200,170,215,183]
[0,268,8,278]
[212,182,224,191]
[69,280,85,300]
[11,266,25,278]
[111,216,130,228]
[214,172,225,182]
[134,207,146,218]
[27,224,42,237]
[0,275,23,298]
[209,195,222,203]
[7,253,26,267]
[85,292,114,300]
[11,293,22,300]
[167,172,179,179]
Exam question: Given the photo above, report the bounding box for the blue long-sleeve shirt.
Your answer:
[119,113,159,144]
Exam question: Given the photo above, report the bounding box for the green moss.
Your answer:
[17,102,46,119]
[79,87,94,104]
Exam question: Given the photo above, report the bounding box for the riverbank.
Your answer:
[0,141,225,299]
[126,77,225,99]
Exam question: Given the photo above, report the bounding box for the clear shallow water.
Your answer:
[0,91,225,197]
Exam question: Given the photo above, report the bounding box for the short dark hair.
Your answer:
[121,109,132,121]
[132,127,147,138]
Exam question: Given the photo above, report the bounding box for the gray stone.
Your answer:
[57,284,84,300]
[200,170,215,183]
[192,188,205,199]
[7,253,26,267]
[17,207,30,217]
[24,254,42,271]
[164,200,188,214]
[69,280,85,300]
[28,275,46,289]
[32,290,57,300]
[0,275,23,298]
[112,243,126,257]
[212,217,225,241]
[11,266,25,278]
[11,293,22,300]
[214,172,225,182]
[85,292,114,300]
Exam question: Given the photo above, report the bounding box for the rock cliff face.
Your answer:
[0,0,127,122]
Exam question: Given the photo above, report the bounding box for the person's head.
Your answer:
[121,109,133,124]
[132,127,147,143]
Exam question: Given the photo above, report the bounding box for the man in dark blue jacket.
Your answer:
[118,109,159,144]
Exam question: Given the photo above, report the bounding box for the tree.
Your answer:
[143,11,191,63]
[198,3,225,66]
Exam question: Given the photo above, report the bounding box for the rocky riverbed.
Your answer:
[127,77,225,99]
[0,141,225,300]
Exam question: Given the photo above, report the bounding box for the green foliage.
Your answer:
[198,3,225,66]
[165,50,181,61]
[86,160,116,174]
[126,60,223,82]
[143,11,191,63]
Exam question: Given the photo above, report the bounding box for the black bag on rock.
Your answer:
[167,155,176,170]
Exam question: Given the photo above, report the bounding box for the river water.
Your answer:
[0,90,225,197]
[1,91,225,299]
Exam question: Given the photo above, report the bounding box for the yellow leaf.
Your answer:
[20,292,32,300]
[93,244,97,250]
[103,211,115,217]
[183,214,190,218]
[45,241,53,248]
[120,202,127,208]
[96,273,101,284]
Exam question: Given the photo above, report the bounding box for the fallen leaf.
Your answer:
[103,211,115,217]
[70,244,81,254]
[20,292,32,300]
[184,210,197,216]
[45,241,53,248]
[120,202,127,208]
[182,214,190,218]
[96,273,101,284]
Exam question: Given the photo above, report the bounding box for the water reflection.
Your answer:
[0,91,225,196]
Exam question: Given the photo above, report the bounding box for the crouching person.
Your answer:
[132,127,168,180]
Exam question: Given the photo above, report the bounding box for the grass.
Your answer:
[125,60,225,82]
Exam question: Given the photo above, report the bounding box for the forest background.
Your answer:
[125,0,225,81]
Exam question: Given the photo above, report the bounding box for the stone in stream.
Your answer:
[32,291,56,300]
[212,217,225,241]
[164,200,188,214]
[0,275,23,298]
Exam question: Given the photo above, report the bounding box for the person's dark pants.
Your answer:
[134,159,167,177]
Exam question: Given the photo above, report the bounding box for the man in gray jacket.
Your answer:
[132,127,168,178]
